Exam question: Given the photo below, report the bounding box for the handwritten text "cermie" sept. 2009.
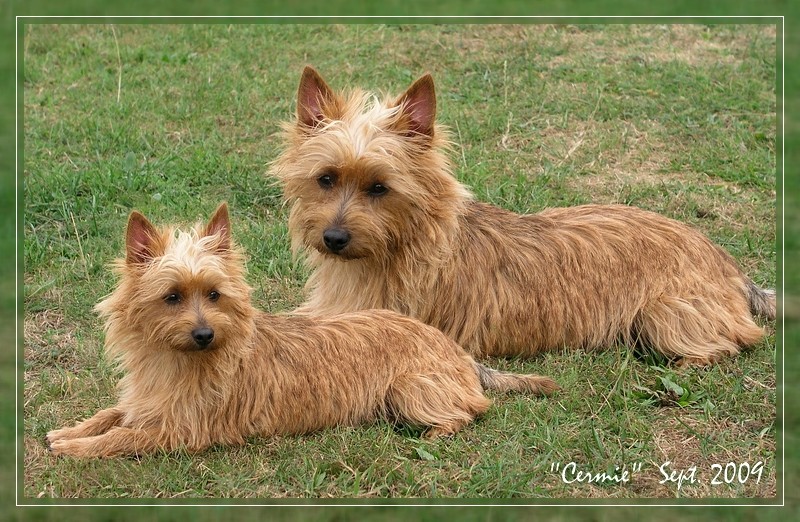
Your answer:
[549,461,765,492]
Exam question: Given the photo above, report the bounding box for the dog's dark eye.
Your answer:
[208,290,220,302]
[164,292,181,304]
[317,172,336,189]
[367,183,388,197]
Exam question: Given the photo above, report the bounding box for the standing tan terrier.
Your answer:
[46,203,557,458]
[273,66,775,366]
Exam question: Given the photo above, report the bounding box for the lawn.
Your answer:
[22,23,777,500]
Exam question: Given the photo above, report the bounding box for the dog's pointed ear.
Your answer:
[204,202,231,252]
[394,73,436,138]
[126,211,162,265]
[297,66,336,128]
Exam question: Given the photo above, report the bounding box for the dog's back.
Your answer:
[429,202,770,365]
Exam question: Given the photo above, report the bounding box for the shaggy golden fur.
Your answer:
[46,203,558,458]
[273,66,776,366]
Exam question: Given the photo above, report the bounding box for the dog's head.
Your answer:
[97,203,254,357]
[273,67,472,264]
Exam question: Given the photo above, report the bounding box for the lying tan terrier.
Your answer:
[273,66,775,366]
[46,204,557,458]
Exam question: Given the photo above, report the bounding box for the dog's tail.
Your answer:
[474,362,560,396]
[748,280,776,320]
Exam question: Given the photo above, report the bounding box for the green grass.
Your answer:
[22,24,777,500]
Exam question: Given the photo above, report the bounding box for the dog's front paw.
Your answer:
[47,437,92,457]
[45,428,71,446]
[47,438,70,456]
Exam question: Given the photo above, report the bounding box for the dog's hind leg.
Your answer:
[385,373,490,438]
[634,294,764,366]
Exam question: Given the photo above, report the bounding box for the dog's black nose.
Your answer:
[191,327,215,348]
[323,227,351,253]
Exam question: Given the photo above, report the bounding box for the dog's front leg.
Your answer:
[48,425,165,458]
[45,407,124,445]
